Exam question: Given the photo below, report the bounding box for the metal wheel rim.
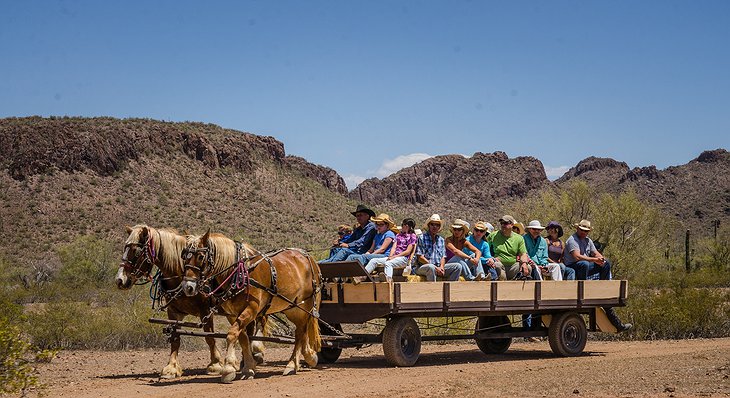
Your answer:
[401,327,417,356]
[563,321,581,350]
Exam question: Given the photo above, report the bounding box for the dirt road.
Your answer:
[35,338,730,397]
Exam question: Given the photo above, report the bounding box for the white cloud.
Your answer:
[544,165,570,180]
[374,153,433,178]
[343,174,366,190]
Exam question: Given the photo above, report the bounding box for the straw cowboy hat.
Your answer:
[546,221,564,237]
[512,222,525,235]
[473,221,489,232]
[574,219,592,231]
[370,213,395,227]
[424,214,443,231]
[351,204,376,217]
[526,220,546,230]
[450,219,471,234]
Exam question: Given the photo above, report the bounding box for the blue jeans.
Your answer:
[446,256,477,280]
[559,263,576,280]
[345,253,386,266]
[320,247,356,263]
[415,262,461,282]
[481,259,499,281]
[566,259,612,280]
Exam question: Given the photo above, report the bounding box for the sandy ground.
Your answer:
[33,338,730,398]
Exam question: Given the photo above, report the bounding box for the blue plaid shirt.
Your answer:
[416,233,446,264]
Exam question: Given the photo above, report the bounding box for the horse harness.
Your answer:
[121,231,158,285]
[183,242,323,320]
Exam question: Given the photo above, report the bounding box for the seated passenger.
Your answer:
[444,219,484,281]
[545,221,575,280]
[486,215,531,280]
[320,204,376,263]
[564,219,632,332]
[363,218,417,282]
[523,220,562,280]
[346,213,396,266]
[332,224,353,246]
[414,214,461,282]
[465,221,498,281]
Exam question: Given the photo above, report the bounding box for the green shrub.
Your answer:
[625,286,730,339]
[0,297,40,394]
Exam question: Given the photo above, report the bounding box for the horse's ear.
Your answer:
[183,229,190,236]
[141,226,149,238]
[201,228,211,243]
[125,225,132,235]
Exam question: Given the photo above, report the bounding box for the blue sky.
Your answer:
[2,1,728,189]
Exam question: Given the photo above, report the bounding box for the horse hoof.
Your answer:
[282,366,297,376]
[253,353,265,365]
[220,369,236,384]
[161,365,182,379]
[305,355,318,368]
[206,362,223,375]
[239,369,255,380]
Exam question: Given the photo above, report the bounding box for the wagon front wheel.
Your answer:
[475,315,512,354]
[317,321,343,364]
[382,317,421,367]
[548,312,587,357]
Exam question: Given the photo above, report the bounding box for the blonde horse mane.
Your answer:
[187,233,256,276]
[128,224,186,275]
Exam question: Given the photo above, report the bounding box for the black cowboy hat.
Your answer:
[351,204,376,218]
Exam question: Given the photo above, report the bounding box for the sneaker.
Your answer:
[378,272,391,283]
[475,273,486,281]
[617,323,633,332]
[352,276,362,285]
[527,337,541,343]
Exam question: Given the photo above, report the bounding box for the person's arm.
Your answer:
[373,237,394,255]
[345,223,376,252]
[535,238,549,266]
[463,240,481,265]
[416,236,428,265]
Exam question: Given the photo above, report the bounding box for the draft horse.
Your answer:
[117,225,265,379]
[181,231,322,383]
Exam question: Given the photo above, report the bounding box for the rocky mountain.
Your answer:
[556,149,730,225]
[0,117,355,265]
[350,151,550,223]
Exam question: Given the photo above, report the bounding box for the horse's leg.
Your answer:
[203,314,224,375]
[226,315,241,371]
[221,307,256,383]
[160,310,185,379]
[283,311,307,376]
[249,320,265,365]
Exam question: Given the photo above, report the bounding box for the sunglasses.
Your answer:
[338,231,346,236]
[474,228,486,233]
[500,221,512,225]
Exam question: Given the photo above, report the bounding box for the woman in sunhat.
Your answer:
[445,219,484,281]
[346,213,397,266]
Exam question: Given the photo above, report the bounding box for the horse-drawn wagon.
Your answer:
[316,261,628,367]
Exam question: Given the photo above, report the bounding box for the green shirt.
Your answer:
[487,231,527,266]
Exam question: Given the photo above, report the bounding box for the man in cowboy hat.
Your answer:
[564,219,632,332]
[524,220,562,281]
[487,215,531,280]
[320,204,377,263]
[414,214,462,281]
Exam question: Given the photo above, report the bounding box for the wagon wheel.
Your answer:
[475,315,512,355]
[382,317,421,367]
[548,312,587,357]
[317,321,343,364]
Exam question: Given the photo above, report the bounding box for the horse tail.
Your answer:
[308,312,322,352]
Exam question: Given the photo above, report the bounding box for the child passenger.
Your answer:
[362,218,418,282]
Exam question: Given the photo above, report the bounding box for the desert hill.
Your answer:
[556,149,730,225]
[0,117,352,266]
[351,149,729,229]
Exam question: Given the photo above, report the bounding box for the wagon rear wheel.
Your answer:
[475,315,512,354]
[317,321,343,364]
[382,317,421,367]
[548,312,587,357]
